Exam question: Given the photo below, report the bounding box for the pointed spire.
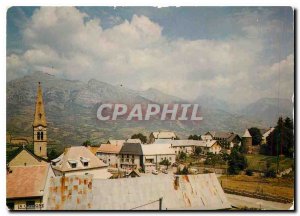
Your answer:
[33,82,47,127]
[242,129,252,138]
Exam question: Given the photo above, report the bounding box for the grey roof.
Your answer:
[119,143,143,155]
[91,173,231,210]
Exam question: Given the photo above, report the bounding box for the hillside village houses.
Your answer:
[7,81,277,210]
[50,146,112,179]
[205,131,242,149]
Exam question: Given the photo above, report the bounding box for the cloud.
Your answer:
[7,7,294,103]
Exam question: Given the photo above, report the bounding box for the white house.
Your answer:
[261,127,275,144]
[118,143,143,171]
[154,139,222,155]
[96,143,123,168]
[141,144,176,173]
[51,146,112,179]
[149,131,177,143]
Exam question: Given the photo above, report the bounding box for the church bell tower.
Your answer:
[33,82,47,159]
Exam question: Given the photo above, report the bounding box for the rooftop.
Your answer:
[119,143,143,155]
[51,146,107,172]
[97,143,123,154]
[141,144,175,155]
[7,165,50,199]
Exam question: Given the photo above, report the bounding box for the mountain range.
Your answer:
[6,72,293,149]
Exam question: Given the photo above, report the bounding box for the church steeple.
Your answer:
[33,82,47,127]
[33,82,47,159]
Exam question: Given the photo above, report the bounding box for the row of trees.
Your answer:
[266,117,294,158]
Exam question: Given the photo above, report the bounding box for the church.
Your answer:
[8,82,49,167]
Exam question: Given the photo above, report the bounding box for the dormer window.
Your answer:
[80,157,89,167]
[51,158,61,166]
[68,160,77,168]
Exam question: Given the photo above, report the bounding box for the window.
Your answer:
[40,132,43,140]
[80,157,89,167]
[68,160,77,168]
[37,132,40,140]
[6,202,14,210]
[26,201,35,210]
[40,147,42,152]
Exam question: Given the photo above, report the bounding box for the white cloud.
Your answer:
[7,7,294,103]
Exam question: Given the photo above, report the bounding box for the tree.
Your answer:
[131,133,147,143]
[267,117,294,158]
[188,135,200,140]
[179,152,187,161]
[159,159,171,169]
[228,146,247,175]
[194,146,202,156]
[248,127,262,145]
[82,140,91,147]
[48,149,61,160]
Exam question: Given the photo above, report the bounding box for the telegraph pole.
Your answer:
[159,197,163,210]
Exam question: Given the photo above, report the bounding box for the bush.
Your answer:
[265,169,276,178]
[245,169,253,176]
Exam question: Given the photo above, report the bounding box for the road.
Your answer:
[226,193,294,210]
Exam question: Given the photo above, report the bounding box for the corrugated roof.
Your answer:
[91,173,231,210]
[141,144,175,155]
[51,146,107,172]
[7,165,50,199]
[97,143,123,154]
[119,143,143,155]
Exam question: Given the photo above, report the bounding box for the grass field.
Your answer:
[245,154,294,172]
[219,174,294,200]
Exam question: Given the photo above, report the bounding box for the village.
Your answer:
[6,83,294,210]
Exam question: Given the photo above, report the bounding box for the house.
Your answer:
[200,134,213,141]
[141,144,176,173]
[261,127,275,144]
[205,131,241,148]
[8,146,48,167]
[6,164,54,210]
[96,143,123,168]
[51,146,112,179]
[154,139,222,155]
[118,143,143,171]
[125,138,142,143]
[196,140,222,154]
[107,140,126,145]
[227,133,242,148]
[149,131,177,143]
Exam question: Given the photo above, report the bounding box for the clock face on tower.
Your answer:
[38,126,42,130]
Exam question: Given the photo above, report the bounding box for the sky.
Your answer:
[6,6,294,104]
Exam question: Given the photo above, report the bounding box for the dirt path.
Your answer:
[226,193,294,210]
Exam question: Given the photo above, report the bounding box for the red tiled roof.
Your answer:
[7,165,50,199]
